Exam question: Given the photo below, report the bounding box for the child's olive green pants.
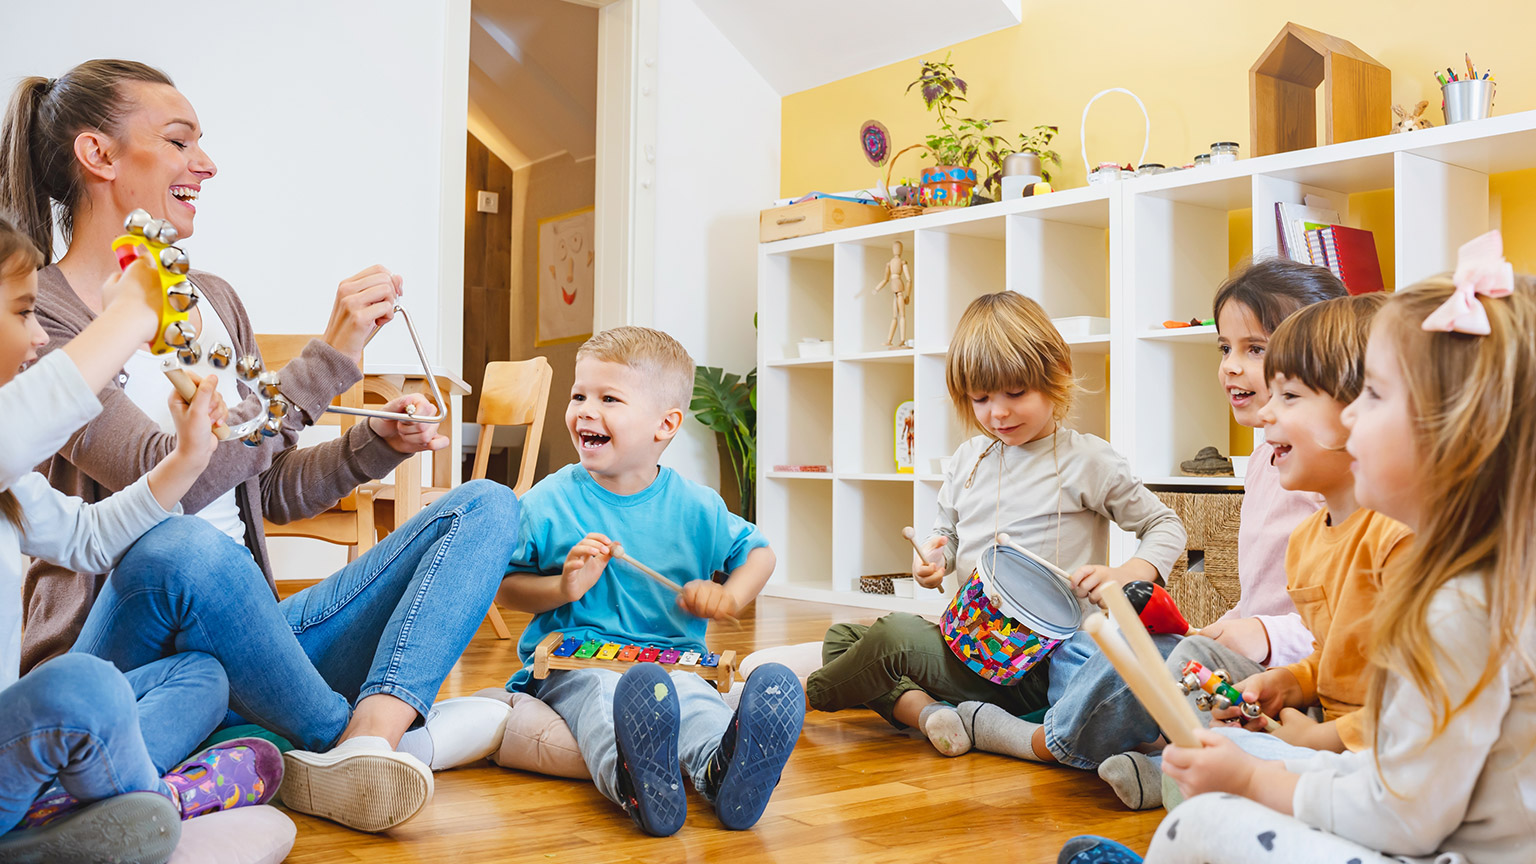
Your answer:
[805,612,1049,729]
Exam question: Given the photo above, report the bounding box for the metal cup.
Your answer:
[1442,79,1495,124]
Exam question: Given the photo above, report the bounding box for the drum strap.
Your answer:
[967,428,1066,570]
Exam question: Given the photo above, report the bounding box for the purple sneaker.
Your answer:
[163,737,283,819]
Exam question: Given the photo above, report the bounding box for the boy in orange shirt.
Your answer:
[1096,293,1412,809]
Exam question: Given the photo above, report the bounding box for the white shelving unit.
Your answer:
[758,110,1536,615]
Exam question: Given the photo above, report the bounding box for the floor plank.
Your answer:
[271,587,1162,863]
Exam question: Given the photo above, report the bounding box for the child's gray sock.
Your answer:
[916,703,971,757]
[1097,751,1163,810]
[957,701,1047,762]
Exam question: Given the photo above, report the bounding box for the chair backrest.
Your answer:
[472,357,554,496]
[254,333,364,509]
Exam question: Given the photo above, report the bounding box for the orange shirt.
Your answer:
[1281,507,1412,751]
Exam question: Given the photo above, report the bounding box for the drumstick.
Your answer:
[164,368,234,440]
[1085,614,1202,749]
[901,527,946,594]
[615,549,742,628]
[995,532,1075,586]
[1101,579,1205,738]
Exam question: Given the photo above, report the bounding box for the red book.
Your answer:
[1327,225,1385,294]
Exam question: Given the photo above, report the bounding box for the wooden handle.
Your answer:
[1101,580,1205,741]
[617,550,742,628]
[1085,614,1202,749]
[163,368,234,441]
[995,532,1075,586]
[902,526,946,594]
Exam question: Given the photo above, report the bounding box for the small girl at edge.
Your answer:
[804,290,1186,755]
[0,216,281,861]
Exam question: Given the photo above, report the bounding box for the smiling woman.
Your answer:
[0,58,524,836]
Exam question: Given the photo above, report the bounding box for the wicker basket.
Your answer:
[882,144,932,219]
[859,573,911,595]
[1153,490,1243,628]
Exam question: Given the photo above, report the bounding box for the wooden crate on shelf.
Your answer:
[760,198,888,242]
[1153,490,1243,629]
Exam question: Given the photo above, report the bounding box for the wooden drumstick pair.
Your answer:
[613,547,743,629]
[901,527,946,594]
[1085,580,1205,749]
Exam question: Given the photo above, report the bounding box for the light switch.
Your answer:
[476,191,499,213]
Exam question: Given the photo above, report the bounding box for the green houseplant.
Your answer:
[691,366,756,522]
[908,54,1059,201]
[979,124,1062,198]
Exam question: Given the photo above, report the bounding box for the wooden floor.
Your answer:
[275,592,1163,863]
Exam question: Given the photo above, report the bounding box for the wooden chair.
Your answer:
[256,335,375,560]
[362,357,554,639]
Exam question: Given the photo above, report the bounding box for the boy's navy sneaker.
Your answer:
[700,662,805,830]
[1057,835,1144,864]
[613,663,686,836]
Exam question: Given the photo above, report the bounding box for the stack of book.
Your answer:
[1275,201,1386,295]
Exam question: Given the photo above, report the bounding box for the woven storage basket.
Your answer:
[1152,490,1243,628]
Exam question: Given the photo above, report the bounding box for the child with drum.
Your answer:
[804,291,1186,756]
[962,259,1347,777]
[496,326,803,837]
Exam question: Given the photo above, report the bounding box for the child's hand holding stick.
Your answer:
[902,527,946,594]
[615,547,743,628]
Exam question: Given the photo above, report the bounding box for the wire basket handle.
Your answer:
[883,143,937,203]
[1080,88,1150,175]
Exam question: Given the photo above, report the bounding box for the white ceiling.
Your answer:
[466,0,1022,168]
[469,0,598,169]
[690,0,1022,95]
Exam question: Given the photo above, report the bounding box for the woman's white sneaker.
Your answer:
[280,736,433,832]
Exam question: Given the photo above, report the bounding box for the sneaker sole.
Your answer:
[1058,835,1145,864]
[0,792,180,864]
[614,665,685,836]
[279,750,432,832]
[714,663,805,830]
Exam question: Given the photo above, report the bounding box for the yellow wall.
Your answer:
[783,3,1534,195]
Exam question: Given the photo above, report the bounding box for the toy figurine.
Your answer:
[869,239,913,347]
[1178,660,1279,731]
[1392,100,1433,133]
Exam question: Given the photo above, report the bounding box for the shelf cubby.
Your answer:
[758,110,1536,613]
[760,247,833,363]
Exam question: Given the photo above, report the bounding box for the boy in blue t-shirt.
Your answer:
[497,326,803,837]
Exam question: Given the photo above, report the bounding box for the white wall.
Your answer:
[1,0,470,579]
[649,0,780,487]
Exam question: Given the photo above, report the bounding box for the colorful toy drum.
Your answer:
[940,543,1083,684]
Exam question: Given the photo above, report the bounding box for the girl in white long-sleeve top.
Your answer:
[0,216,282,864]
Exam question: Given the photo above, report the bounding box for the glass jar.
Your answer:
[1089,162,1122,185]
[1135,163,1166,177]
[1193,154,1212,168]
[1210,142,1240,165]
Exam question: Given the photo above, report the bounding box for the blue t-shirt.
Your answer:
[505,464,767,690]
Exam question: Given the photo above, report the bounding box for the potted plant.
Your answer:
[691,365,756,522]
[980,124,1062,200]
[907,54,986,207]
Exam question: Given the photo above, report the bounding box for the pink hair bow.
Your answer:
[1422,230,1514,335]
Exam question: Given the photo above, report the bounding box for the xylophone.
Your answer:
[531,631,737,693]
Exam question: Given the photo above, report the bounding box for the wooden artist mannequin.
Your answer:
[871,240,912,347]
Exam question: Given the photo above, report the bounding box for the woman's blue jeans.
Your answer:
[71,480,519,752]
[0,651,227,833]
